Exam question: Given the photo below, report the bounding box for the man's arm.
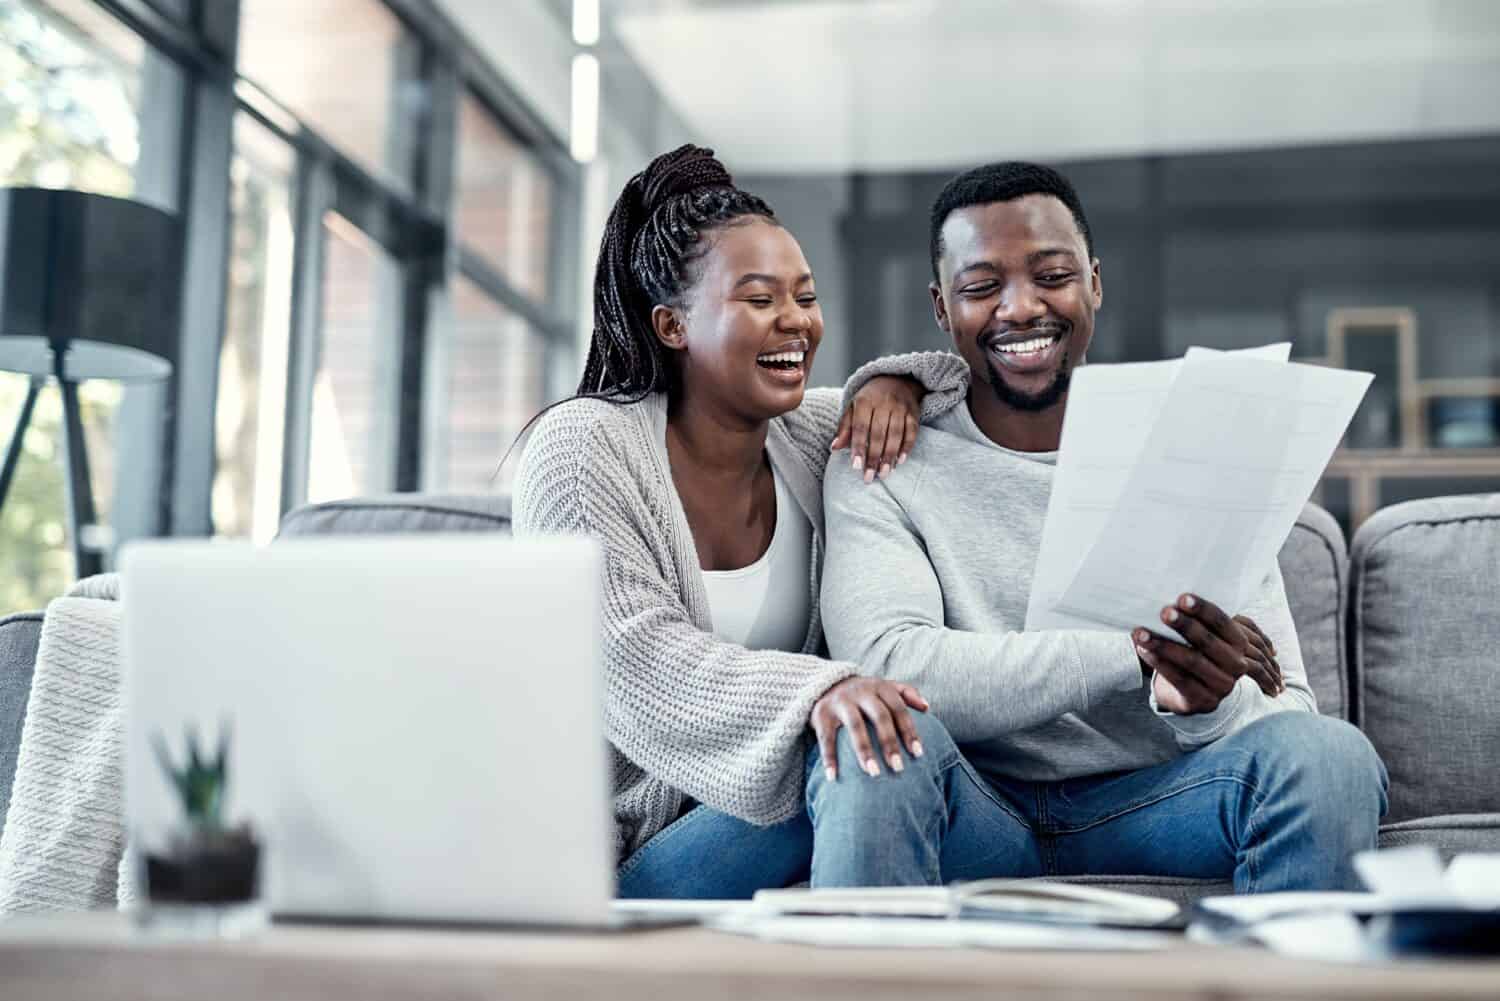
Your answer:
[820,458,1144,745]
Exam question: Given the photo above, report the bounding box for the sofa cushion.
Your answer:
[0,612,42,837]
[278,493,512,538]
[1277,503,1348,721]
[1053,874,1230,910]
[1377,814,1500,861]
[1351,494,1500,823]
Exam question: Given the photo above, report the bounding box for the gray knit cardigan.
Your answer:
[512,352,970,861]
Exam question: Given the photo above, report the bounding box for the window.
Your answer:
[4,0,575,607]
[442,276,548,493]
[237,0,423,194]
[0,0,183,613]
[213,113,296,542]
[305,212,403,503]
[455,91,556,305]
[0,0,144,198]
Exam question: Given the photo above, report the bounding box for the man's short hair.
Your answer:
[929,162,1095,280]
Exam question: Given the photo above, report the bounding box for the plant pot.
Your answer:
[144,825,260,905]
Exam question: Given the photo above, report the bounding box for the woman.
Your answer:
[513,145,968,898]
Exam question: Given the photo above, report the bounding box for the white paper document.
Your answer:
[1025,344,1371,636]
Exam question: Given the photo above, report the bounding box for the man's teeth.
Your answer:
[757,351,805,364]
[993,336,1057,355]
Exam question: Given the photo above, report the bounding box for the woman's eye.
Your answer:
[745,297,774,307]
[797,295,818,306]
[1038,272,1072,284]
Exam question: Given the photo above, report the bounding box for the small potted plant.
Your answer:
[143,724,260,906]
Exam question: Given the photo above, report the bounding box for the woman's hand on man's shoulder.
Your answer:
[831,375,924,484]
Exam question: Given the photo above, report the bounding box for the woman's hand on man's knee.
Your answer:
[810,677,928,783]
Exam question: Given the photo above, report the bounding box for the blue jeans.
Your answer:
[615,804,813,899]
[805,710,1388,892]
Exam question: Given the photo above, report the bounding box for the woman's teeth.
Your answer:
[994,336,1058,355]
[757,350,805,367]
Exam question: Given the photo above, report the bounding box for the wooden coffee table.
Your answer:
[1,912,1497,1000]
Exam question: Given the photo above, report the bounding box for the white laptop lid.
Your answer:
[122,534,614,925]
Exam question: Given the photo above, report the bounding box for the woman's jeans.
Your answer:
[616,804,813,899]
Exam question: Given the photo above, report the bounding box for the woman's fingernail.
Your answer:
[825,767,837,783]
[888,753,904,773]
[1136,644,1151,659]
[864,468,876,484]
[911,740,925,758]
[1163,608,1178,623]
[864,758,880,777]
[851,455,863,472]
[1181,594,1197,609]
[898,453,908,465]
[879,463,892,479]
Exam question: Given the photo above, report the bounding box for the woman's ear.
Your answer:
[651,304,687,352]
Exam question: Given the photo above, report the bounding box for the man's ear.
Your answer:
[651,304,687,352]
[1090,258,1103,310]
[929,281,951,334]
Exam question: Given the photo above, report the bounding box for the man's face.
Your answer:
[930,194,1102,413]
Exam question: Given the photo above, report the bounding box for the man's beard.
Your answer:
[984,348,1072,412]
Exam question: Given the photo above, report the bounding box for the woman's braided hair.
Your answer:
[493,146,773,482]
[579,143,776,400]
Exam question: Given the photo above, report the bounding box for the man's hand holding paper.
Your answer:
[1134,593,1284,715]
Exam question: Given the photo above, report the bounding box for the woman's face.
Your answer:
[655,218,823,422]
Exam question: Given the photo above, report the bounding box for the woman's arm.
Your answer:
[513,405,856,826]
[798,351,971,479]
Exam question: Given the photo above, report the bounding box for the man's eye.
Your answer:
[960,283,998,297]
[1038,272,1073,284]
[797,294,818,305]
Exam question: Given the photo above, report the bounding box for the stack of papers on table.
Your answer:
[706,880,1180,951]
[1189,847,1500,961]
[1026,343,1371,637]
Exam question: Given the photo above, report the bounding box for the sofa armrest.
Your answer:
[0,611,43,836]
[1278,502,1349,720]
[1352,494,1500,823]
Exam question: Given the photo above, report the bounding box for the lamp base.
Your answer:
[0,371,105,580]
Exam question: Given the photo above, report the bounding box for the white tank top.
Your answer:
[701,463,813,653]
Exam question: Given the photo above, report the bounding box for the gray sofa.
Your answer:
[2,493,1497,902]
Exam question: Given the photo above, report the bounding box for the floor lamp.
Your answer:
[0,188,182,579]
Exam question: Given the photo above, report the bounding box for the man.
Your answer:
[810,162,1387,892]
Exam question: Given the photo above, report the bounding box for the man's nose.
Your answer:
[993,282,1046,326]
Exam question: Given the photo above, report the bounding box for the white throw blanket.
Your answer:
[0,573,132,914]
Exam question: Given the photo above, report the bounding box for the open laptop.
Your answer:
[122,534,679,929]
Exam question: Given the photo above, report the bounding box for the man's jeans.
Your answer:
[615,803,813,899]
[805,710,1389,892]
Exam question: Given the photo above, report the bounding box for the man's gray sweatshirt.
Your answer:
[821,401,1316,783]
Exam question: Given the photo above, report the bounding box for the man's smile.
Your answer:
[982,325,1069,375]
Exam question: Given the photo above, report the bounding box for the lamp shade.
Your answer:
[0,187,182,382]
